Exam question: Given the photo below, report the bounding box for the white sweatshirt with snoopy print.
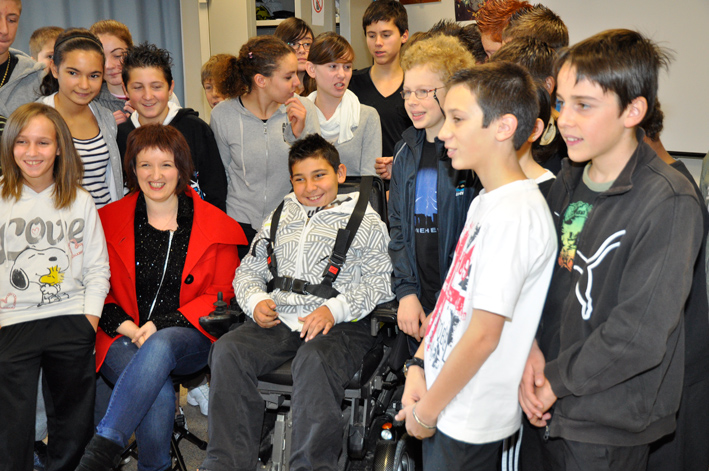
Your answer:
[0,184,110,327]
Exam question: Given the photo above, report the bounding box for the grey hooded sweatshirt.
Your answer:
[0,50,45,117]
[210,95,320,228]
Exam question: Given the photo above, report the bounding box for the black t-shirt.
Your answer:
[348,67,412,157]
[538,170,605,361]
[414,140,441,311]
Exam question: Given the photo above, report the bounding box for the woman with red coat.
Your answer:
[77,124,246,471]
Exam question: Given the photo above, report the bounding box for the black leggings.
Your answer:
[0,315,96,471]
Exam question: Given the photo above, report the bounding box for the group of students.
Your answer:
[0,0,707,471]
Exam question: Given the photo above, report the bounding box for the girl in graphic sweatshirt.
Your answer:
[0,103,110,471]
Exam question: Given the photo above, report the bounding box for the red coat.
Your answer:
[95,188,247,371]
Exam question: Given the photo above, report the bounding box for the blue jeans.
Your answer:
[97,327,211,471]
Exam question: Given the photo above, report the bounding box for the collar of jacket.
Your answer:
[560,128,653,198]
[401,125,448,160]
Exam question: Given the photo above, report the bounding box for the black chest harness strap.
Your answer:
[264,176,373,299]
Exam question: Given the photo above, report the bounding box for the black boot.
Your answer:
[75,434,124,471]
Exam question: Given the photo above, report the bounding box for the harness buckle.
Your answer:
[324,253,345,278]
[276,276,310,295]
[280,276,293,292]
[291,278,309,295]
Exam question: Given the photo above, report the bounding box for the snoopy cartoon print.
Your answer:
[10,247,70,306]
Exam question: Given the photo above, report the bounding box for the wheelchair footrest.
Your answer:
[348,423,366,460]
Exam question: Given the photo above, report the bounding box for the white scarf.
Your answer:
[307,89,360,145]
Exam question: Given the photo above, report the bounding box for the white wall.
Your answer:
[405,0,709,155]
[404,0,455,34]
[180,0,211,120]
[542,0,709,155]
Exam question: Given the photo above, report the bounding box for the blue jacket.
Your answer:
[388,126,479,301]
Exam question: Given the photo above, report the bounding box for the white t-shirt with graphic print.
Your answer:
[424,179,557,444]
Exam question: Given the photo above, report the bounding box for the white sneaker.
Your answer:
[186,383,209,416]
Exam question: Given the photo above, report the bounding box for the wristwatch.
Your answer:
[403,357,425,377]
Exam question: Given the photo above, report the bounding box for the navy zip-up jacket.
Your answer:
[388,126,480,301]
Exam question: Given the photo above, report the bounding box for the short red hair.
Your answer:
[475,0,532,42]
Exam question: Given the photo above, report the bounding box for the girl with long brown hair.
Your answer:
[0,102,110,470]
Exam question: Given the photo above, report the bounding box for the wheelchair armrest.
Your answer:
[369,300,399,336]
[199,295,245,339]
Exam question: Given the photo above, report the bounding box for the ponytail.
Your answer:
[213,36,293,99]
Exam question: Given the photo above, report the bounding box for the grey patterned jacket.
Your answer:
[234,192,394,332]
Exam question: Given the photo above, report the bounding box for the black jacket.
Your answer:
[542,132,704,446]
[388,126,479,301]
[118,108,227,211]
[669,161,709,388]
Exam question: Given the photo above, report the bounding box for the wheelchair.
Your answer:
[202,295,418,471]
[200,176,420,471]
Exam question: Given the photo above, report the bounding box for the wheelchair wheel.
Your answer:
[373,439,415,471]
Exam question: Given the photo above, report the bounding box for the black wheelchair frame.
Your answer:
[200,176,420,471]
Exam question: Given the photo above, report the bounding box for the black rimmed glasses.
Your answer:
[400,87,443,100]
[288,41,312,51]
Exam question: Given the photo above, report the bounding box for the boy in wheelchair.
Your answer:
[200,134,394,471]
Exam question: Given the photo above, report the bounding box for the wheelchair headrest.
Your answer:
[338,176,388,227]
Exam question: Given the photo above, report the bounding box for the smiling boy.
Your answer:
[518,30,705,471]
[396,61,557,470]
[116,43,227,211]
[201,133,393,471]
[389,35,478,351]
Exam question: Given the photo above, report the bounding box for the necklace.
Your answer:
[0,56,10,88]
[147,201,179,231]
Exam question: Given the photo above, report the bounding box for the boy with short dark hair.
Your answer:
[493,36,556,90]
[428,19,486,65]
[492,36,566,176]
[461,23,488,64]
[519,29,705,470]
[395,61,557,470]
[29,26,62,67]
[116,43,227,211]
[201,133,394,471]
[349,0,411,180]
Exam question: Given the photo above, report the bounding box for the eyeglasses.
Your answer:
[288,41,312,51]
[400,87,443,100]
